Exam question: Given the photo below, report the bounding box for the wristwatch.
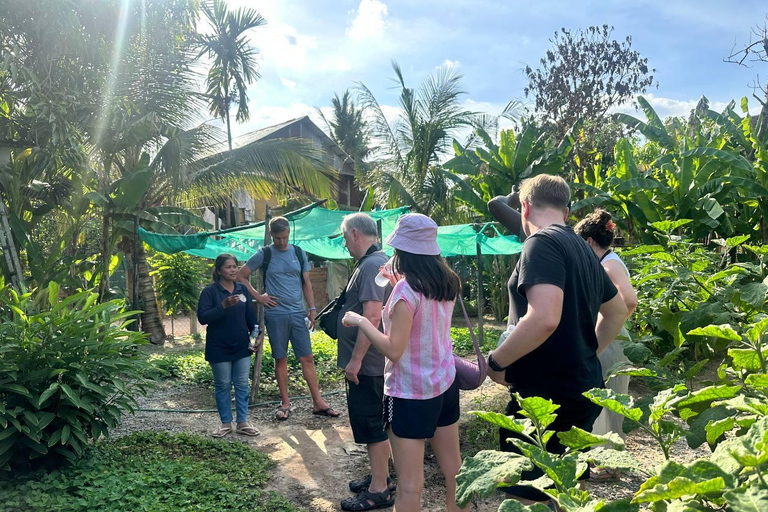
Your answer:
[487,352,505,372]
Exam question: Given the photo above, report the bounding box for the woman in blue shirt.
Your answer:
[198,253,261,437]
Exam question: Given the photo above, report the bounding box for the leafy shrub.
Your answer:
[149,251,209,315]
[0,431,299,512]
[452,326,502,355]
[0,282,153,472]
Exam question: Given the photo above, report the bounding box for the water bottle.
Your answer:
[304,316,311,330]
[375,257,395,287]
[249,324,260,350]
[498,324,516,347]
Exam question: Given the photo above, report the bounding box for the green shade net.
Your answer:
[139,205,523,261]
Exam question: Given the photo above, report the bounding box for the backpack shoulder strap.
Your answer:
[260,246,272,285]
[294,245,306,287]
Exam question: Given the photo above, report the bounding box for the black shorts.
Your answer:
[384,378,460,440]
[346,375,388,444]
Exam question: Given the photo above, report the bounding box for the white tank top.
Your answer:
[601,251,630,277]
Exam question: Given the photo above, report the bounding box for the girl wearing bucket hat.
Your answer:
[343,213,467,512]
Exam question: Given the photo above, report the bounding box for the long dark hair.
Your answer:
[393,249,460,301]
[212,253,238,281]
[574,209,615,248]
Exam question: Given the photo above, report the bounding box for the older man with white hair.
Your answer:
[337,212,395,511]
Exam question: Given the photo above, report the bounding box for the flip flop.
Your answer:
[312,407,341,418]
[236,423,260,436]
[276,407,291,421]
[212,425,232,438]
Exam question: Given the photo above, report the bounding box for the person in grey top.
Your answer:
[337,213,395,511]
[237,217,339,421]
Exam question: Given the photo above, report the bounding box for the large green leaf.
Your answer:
[469,411,535,436]
[634,460,732,503]
[684,405,731,448]
[583,389,643,422]
[686,324,741,342]
[728,348,766,372]
[681,147,754,174]
[510,439,582,490]
[454,450,533,508]
[739,282,768,309]
[498,500,552,512]
[578,447,643,474]
[513,394,560,430]
[557,427,624,451]
[724,487,768,512]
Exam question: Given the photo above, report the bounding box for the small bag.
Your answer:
[317,293,345,340]
[453,294,487,390]
[317,247,380,340]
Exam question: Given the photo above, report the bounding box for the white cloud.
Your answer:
[442,59,460,69]
[346,0,389,40]
[253,22,317,71]
[280,78,297,89]
[612,94,737,119]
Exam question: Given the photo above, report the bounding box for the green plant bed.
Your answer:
[452,327,503,355]
[147,328,498,397]
[0,431,300,512]
[146,331,344,396]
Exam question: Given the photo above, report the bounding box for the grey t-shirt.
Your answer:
[246,244,309,314]
[336,249,391,377]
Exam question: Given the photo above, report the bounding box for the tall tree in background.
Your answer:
[524,25,657,138]
[524,25,657,176]
[317,90,371,172]
[356,62,475,222]
[193,0,265,151]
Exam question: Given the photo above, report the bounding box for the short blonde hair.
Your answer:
[519,175,570,212]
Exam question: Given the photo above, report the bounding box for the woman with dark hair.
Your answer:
[343,213,467,512]
[574,210,638,446]
[197,253,261,438]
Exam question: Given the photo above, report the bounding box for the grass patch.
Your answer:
[0,431,300,512]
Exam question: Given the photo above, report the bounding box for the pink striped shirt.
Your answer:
[382,279,456,399]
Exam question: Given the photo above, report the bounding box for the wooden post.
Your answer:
[376,218,383,247]
[475,226,485,348]
[250,205,272,402]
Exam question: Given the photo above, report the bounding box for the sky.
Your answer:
[212,0,768,139]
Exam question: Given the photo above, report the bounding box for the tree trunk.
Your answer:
[135,241,166,344]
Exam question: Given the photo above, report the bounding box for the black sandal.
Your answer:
[340,489,394,511]
[349,475,397,493]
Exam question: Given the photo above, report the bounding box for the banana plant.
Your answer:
[443,120,580,219]
[572,96,768,243]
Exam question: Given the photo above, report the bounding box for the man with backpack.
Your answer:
[238,216,340,421]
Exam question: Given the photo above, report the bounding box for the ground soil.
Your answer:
[113,372,712,512]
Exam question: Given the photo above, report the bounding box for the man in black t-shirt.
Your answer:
[486,175,627,503]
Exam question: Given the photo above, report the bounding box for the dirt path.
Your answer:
[114,379,710,511]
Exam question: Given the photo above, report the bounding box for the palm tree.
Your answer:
[355,62,477,222]
[89,0,333,344]
[317,90,371,172]
[193,0,265,151]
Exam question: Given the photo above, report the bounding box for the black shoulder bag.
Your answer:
[317,245,379,340]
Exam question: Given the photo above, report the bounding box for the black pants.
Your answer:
[499,392,601,501]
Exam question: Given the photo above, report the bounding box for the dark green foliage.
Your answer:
[0,431,299,512]
[149,251,209,314]
[0,282,153,472]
